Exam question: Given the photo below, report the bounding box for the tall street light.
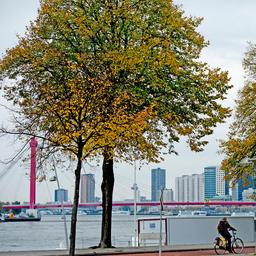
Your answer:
[52,159,69,250]
[159,188,164,256]
[131,161,138,246]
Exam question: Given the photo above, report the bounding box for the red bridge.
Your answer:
[3,201,256,210]
[2,138,256,210]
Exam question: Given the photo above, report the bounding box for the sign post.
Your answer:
[159,188,164,256]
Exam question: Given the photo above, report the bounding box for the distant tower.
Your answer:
[163,189,174,202]
[183,175,189,202]
[198,173,205,202]
[151,168,166,201]
[188,175,195,202]
[232,176,256,201]
[175,177,180,202]
[80,174,95,203]
[175,173,204,202]
[54,188,68,203]
[30,137,37,209]
[175,176,184,202]
[204,166,229,200]
[204,166,217,200]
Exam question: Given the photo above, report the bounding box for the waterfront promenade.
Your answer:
[1,244,255,256]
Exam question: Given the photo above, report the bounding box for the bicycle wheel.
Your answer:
[214,243,227,255]
[232,238,244,254]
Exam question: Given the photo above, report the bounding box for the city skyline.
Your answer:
[4,164,255,204]
[0,0,256,203]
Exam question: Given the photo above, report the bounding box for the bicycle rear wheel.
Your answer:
[232,238,244,254]
[214,243,227,255]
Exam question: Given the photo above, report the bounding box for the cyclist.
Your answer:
[217,217,236,253]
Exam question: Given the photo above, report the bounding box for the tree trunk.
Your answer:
[69,143,83,256]
[99,147,115,248]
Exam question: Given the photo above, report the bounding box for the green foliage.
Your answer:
[221,43,256,184]
[1,0,230,162]
[0,0,232,250]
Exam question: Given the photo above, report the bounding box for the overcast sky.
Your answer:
[0,1,255,204]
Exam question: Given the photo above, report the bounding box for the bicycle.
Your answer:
[214,230,244,254]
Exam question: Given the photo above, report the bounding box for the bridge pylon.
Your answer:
[29,137,37,209]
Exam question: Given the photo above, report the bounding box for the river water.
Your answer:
[0,215,137,251]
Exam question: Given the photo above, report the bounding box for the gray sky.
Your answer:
[0,1,255,203]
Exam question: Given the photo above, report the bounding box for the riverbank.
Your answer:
[0,244,255,256]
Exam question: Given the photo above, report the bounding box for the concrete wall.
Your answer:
[167,216,255,245]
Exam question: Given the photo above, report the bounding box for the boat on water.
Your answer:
[192,210,207,216]
[177,210,207,216]
[1,209,41,222]
[112,210,131,215]
[3,216,41,222]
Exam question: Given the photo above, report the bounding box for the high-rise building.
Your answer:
[216,167,227,195]
[175,173,204,202]
[198,173,205,202]
[175,177,178,202]
[80,173,95,203]
[54,188,68,203]
[175,176,182,202]
[151,168,166,201]
[204,166,229,200]
[188,175,194,202]
[183,175,189,202]
[232,176,256,201]
[204,166,216,199]
[163,189,174,202]
[175,176,184,202]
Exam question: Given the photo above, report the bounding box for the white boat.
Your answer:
[112,210,131,215]
[177,210,207,216]
[231,212,255,216]
[177,210,193,216]
[192,210,207,216]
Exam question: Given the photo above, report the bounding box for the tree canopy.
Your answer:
[0,0,232,253]
[221,43,256,185]
[0,0,231,159]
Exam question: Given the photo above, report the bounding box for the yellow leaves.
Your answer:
[221,49,256,181]
[41,3,50,14]
[177,126,193,136]
[104,49,143,74]
[0,0,232,164]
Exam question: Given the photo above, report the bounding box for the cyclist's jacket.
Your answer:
[217,220,236,233]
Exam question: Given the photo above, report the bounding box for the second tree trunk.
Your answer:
[99,147,115,248]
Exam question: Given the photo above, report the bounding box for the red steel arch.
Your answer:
[3,201,256,210]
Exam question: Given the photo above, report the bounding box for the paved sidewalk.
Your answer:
[0,244,255,256]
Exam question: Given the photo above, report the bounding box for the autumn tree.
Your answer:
[0,0,232,253]
[74,0,231,248]
[0,3,150,255]
[221,43,256,194]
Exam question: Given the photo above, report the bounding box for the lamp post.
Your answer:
[131,161,138,246]
[159,188,164,256]
[52,161,69,250]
